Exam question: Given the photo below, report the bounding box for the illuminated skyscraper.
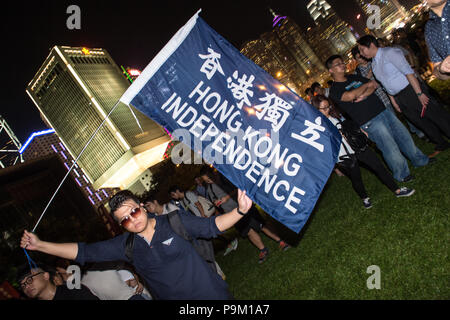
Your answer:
[241,14,328,97]
[306,0,357,57]
[357,0,410,38]
[26,46,171,191]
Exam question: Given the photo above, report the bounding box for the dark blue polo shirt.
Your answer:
[425,1,450,62]
[75,209,230,300]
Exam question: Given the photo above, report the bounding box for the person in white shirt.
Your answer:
[143,197,179,216]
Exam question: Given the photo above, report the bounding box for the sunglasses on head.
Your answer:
[119,207,143,228]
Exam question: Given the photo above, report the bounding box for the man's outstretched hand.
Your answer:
[237,189,252,214]
[20,230,41,251]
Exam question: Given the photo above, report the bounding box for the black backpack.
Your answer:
[124,210,217,273]
[338,119,369,153]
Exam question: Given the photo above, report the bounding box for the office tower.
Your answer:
[0,115,23,168]
[306,0,357,56]
[357,0,410,37]
[241,14,329,97]
[26,46,171,192]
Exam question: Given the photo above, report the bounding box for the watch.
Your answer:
[417,92,423,96]
[237,209,247,216]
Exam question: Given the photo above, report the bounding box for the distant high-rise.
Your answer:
[26,46,171,191]
[241,14,329,96]
[306,0,357,56]
[357,0,410,38]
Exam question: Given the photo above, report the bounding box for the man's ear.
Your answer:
[43,272,50,281]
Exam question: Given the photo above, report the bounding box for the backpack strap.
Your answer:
[125,232,135,264]
[166,210,217,273]
[167,210,193,242]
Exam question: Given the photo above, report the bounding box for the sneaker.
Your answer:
[362,197,372,209]
[401,175,414,183]
[396,187,415,198]
[278,240,290,251]
[258,248,269,264]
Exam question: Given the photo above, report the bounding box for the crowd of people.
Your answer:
[303,0,449,208]
[17,0,449,300]
[18,166,292,300]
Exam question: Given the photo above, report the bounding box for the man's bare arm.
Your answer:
[215,189,252,232]
[433,59,450,80]
[341,81,377,102]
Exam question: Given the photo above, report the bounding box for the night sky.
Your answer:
[2,0,420,144]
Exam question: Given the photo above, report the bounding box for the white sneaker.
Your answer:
[362,197,372,209]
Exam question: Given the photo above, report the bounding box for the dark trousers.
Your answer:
[338,148,399,199]
[395,84,450,151]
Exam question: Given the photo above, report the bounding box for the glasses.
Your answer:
[119,207,142,228]
[20,272,44,289]
[319,106,331,110]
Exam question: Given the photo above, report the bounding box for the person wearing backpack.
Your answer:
[169,185,214,218]
[20,189,253,300]
[311,95,415,209]
[199,167,290,264]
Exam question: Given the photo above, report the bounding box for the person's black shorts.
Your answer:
[234,206,265,237]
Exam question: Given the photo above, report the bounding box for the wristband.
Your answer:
[237,209,247,216]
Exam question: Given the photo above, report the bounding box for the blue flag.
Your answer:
[120,10,341,233]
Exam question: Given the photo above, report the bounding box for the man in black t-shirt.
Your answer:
[326,55,430,182]
[18,264,99,300]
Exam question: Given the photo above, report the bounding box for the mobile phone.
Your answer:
[420,105,426,118]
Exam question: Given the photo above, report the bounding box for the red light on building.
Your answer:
[128,69,141,77]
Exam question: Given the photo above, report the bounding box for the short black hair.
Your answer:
[357,35,379,48]
[305,87,312,95]
[351,46,360,59]
[325,55,343,70]
[168,185,183,194]
[199,166,217,183]
[310,82,321,92]
[17,263,51,284]
[108,190,140,219]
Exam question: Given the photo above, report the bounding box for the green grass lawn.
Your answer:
[214,137,449,300]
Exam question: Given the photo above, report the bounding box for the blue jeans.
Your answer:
[360,110,429,181]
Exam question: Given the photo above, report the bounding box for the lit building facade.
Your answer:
[26,46,171,192]
[357,0,411,38]
[240,15,329,97]
[20,130,116,208]
[306,0,357,58]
